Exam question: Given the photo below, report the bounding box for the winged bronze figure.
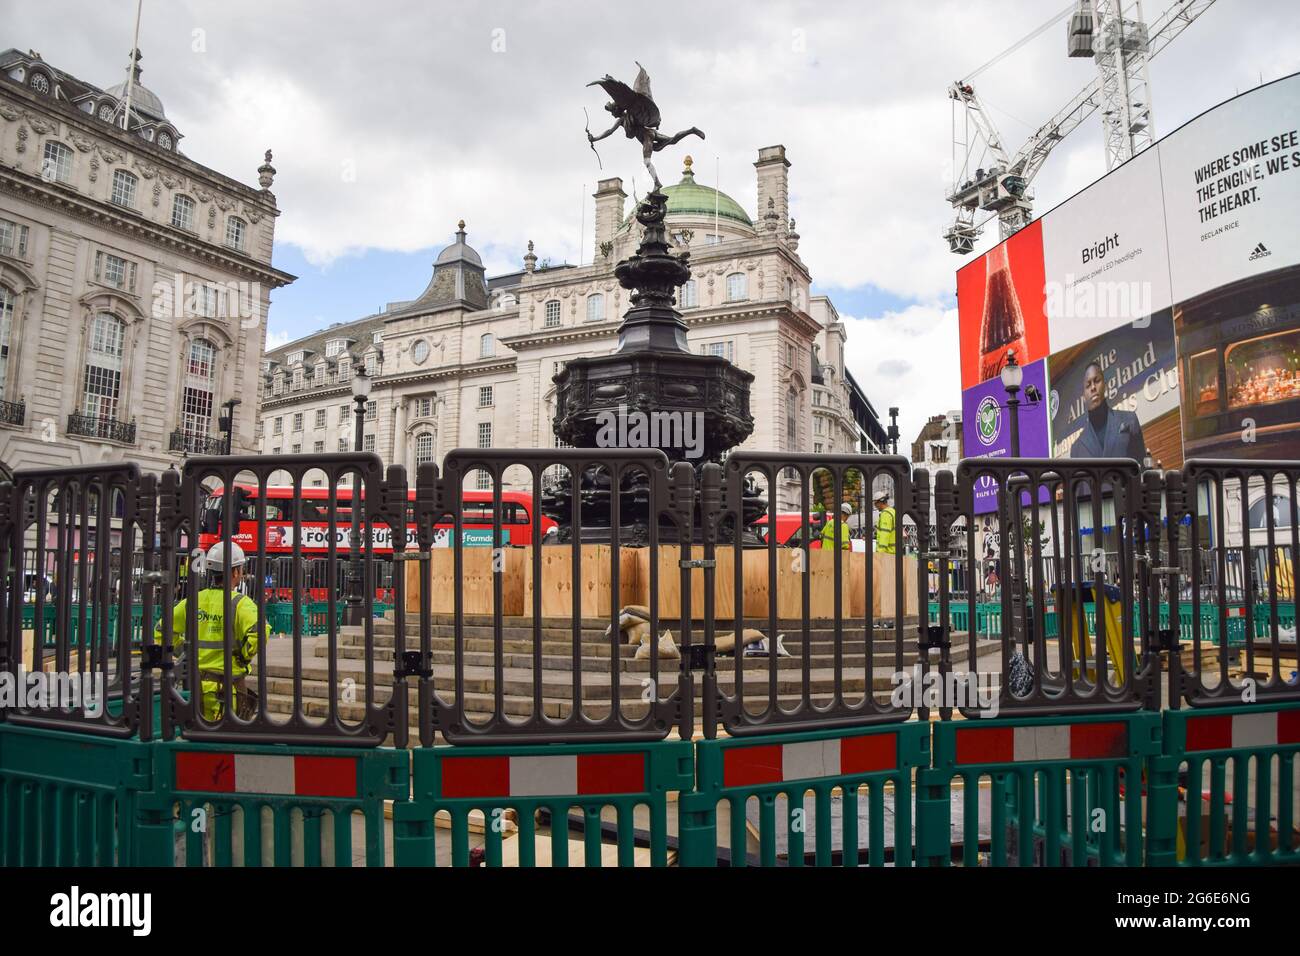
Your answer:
[587,62,704,190]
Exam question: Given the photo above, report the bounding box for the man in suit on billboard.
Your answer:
[1070,361,1148,462]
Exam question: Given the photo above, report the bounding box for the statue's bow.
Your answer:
[583,107,603,170]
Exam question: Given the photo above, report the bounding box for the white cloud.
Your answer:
[841,303,961,448]
[263,328,291,352]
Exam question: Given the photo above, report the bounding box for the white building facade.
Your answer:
[0,48,293,476]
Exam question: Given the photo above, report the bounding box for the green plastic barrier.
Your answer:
[395,740,694,867]
[143,739,410,867]
[919,711,1162,867]
[1147,702,1300,867]
[0,722,156,866]
[680,722,929,867]
[23,603,163,650]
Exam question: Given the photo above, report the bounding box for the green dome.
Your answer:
[620,159,752,230]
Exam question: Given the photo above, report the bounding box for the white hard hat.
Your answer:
[840,502,853,514]
[205,541,246,571]
[873,490,889,502]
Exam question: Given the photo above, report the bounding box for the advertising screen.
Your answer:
[955,72,1300,463]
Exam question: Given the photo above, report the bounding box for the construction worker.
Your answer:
[873,490,897,554]
[820,502,853,551]
[158,541,268,721]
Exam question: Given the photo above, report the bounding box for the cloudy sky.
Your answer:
[10,0,1299,443]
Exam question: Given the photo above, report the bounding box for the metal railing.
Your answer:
[67,411,136,444]
[1,450,1297,749]
[168,430,226,456]
[0,398,24,427]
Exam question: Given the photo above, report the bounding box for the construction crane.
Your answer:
[944,0,1219,254]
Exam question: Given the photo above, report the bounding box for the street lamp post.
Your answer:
[218,398,240,455]
[1000,350,1023,458]
[346,368,372,626]
[887,406,900,456]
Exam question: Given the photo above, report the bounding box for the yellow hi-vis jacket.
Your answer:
[820,518,851,551]
[157,588,268,720]
[875,506,897,554]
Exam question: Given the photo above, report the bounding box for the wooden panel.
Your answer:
[520,546,639,619]
[404,547,526,616]
[872,554,919,618]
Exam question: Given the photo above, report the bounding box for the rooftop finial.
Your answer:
[456,219,466,237]
[258,149,276,190]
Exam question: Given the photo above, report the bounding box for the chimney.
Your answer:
[592,178,626,262]
[754,146,790,238]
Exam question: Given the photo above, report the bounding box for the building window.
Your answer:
[0,286,14,399]
[94,251,136,293]
[363,434,375,453]
[701,341,733,361]
[325,338,345,358]
[225,217,247,251]
[0,218,30,259]
[314,440,325,454]
[416,396,434,418]
[110,169,138,208]
[478,422,492,448]
[315,361,327,383]
[476,471,492,491]
[478,385,493,407]
[272,447,281,456]
[273,417,283,435]
[82,313,125,422]
[786,388,797,448]
[372,331,383,345]
[292,412,303,432]
[705,234,721,245]
[337,356,350,380]
[338,437,348,452]
[29,72,50,94]
[479,333,494,358]
[412,339,430,365]
[679,280,697,309]
[415,432,435,466]
[365,400,377,421]
[814,443,823,454]
[931,445,948,463]
[338,404,349,423]
[726,272,747,302]
[287,350,304,365]
[181,338,215,439]
[292,443,301,454]
[314,408,326,429]
[586,293,605,323]
[271,375,283,396]
[42,141,73,184]
[814,417,824,436]
[171,193,196,230]
[544,300,561,328]
[365,352,379,376]
[292,368,303,390]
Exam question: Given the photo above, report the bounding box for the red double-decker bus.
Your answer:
[197,485,555,601]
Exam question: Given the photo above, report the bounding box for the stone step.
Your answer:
[256,670,910,703]
[307,643,979,672]
[334,617,921,641]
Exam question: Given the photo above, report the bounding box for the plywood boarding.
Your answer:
[519,546,640,619]
[404,547,527,616]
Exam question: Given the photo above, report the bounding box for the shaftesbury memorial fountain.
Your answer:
[543,64,762,543]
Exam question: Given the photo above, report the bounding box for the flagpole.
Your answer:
[121,0,143,133]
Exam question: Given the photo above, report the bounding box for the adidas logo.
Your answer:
[1249,242,1271,260]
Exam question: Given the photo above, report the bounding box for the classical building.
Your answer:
[0,48,294,476]
[259,147,885,506]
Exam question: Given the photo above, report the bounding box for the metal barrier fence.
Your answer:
[919,711,1163,867]
[395,739,693,866]
[679,721,929,866]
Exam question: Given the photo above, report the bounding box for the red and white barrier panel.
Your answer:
[954,722,1128,765]
[722,735,897,788]
[439,752,646,799]
[1184,710,1300,752]
[175,752,358,799]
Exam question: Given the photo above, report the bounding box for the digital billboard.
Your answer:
[958,72,1300,465]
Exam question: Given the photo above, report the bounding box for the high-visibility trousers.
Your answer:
[1067,592,1126,685]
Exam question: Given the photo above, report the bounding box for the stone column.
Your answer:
[592,178,626,261]
[754,145,790,238]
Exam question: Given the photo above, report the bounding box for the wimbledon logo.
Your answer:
[976,396,1001,447]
